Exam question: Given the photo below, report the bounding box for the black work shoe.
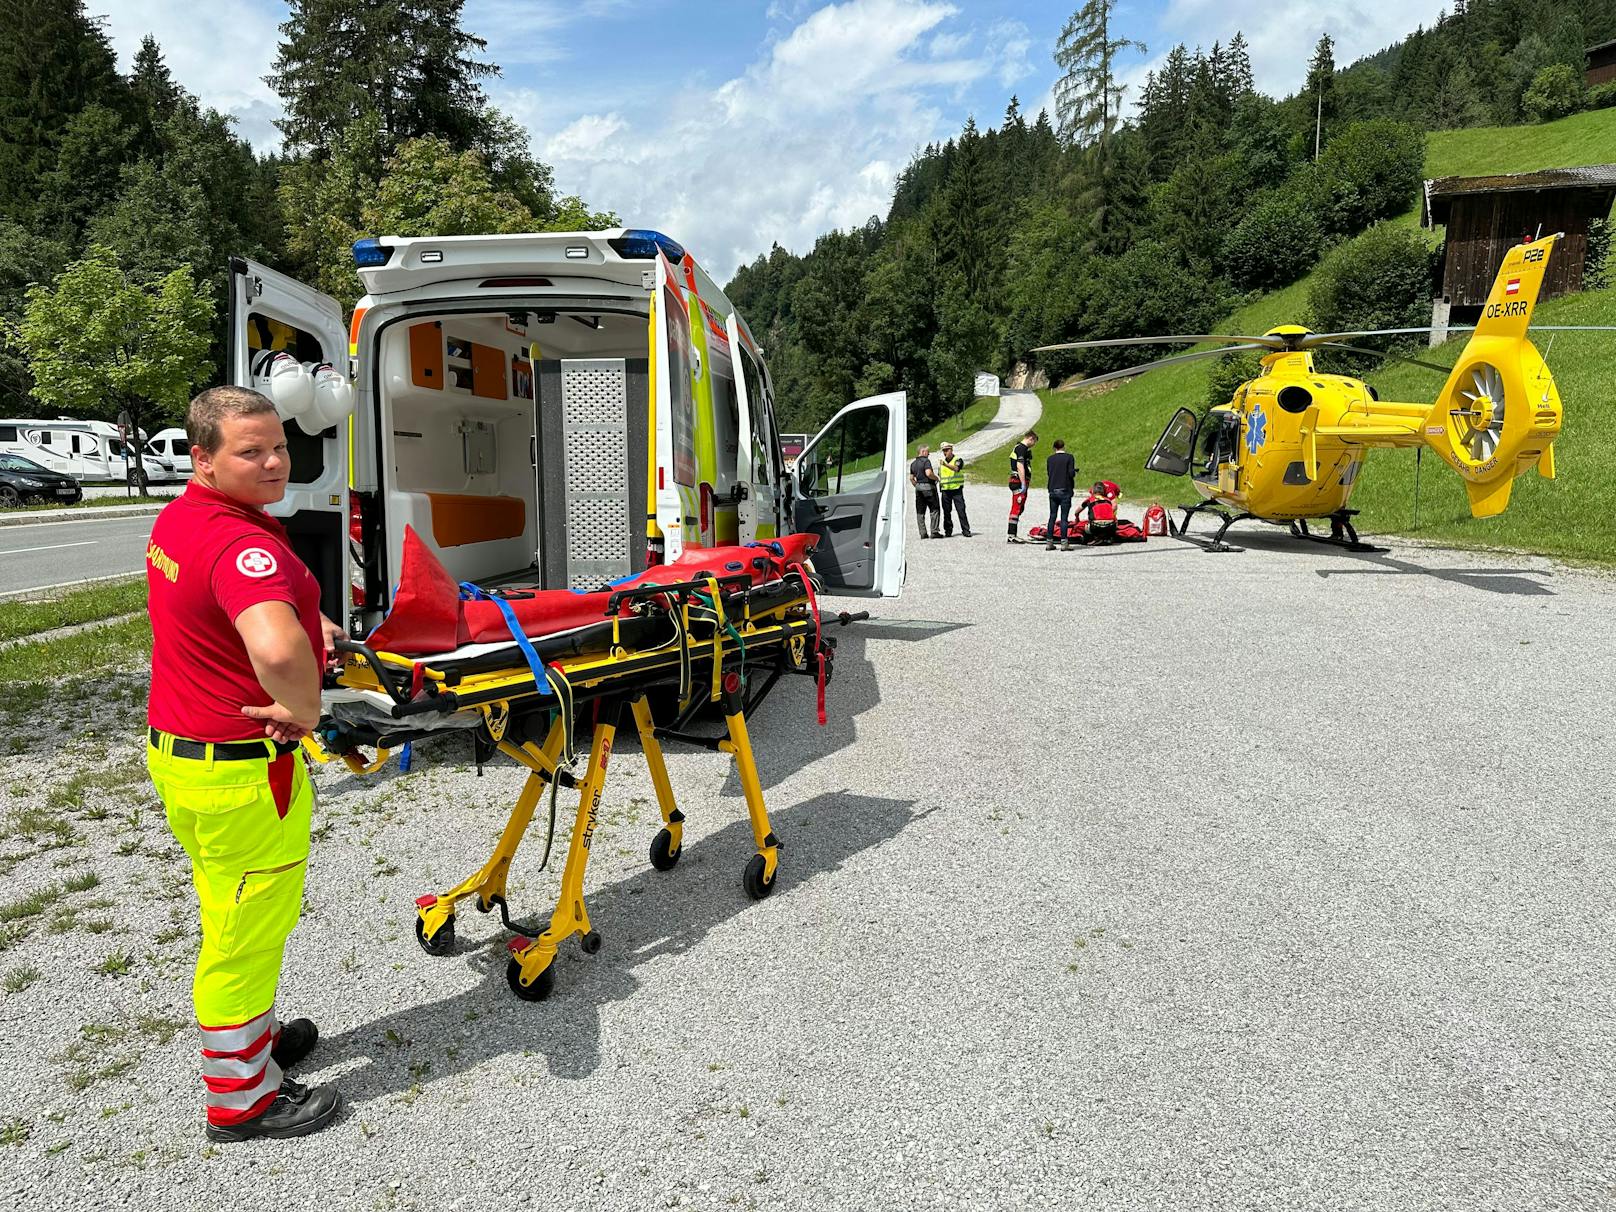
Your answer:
[271,1018,318,1071]
[205,1079,342,1143]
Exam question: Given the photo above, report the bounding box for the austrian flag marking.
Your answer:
[236,548,278,578]
[1505,277,1521,296]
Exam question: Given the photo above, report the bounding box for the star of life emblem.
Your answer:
[236,548,278,578]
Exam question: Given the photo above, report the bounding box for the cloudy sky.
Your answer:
[96,0,1449,281]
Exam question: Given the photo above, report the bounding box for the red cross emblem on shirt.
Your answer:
[236,548,278,578]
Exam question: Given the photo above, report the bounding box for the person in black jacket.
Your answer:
[1044,439,1077,551]
[909,445,941,539]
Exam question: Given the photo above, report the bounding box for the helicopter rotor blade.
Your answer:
[1033,334,1285,353]
[1059,343,1273,389]
[1311,342,1453,374]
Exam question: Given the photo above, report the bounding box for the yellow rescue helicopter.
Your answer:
[1035,234,1593,551]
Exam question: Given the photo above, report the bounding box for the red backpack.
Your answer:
[1143,504,1168,536]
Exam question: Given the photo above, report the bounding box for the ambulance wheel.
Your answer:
[580,930,603,955]
[506,957,555,1002]
[742,854,776,901]
[415,913,455,956]
[649,828,681,871]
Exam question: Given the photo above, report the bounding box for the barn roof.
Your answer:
[1587,37,1616,57]
[1423,164,1616,226]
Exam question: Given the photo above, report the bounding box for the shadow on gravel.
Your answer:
[321,789,923,1100]
[1315,553,1553,596]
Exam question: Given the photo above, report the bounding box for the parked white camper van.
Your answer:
[0,418,176,484]
[228,229,907,633]
[146,428,193,477]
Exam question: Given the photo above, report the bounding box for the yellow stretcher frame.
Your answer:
[309,574,845,1003]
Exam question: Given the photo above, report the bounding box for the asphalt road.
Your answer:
[4,482,1615,1209]
[0,513,154,593]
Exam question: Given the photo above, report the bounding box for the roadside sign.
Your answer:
[780,432,807,468]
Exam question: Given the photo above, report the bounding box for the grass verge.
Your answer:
[0,579,148,643]
[0,494,174,514]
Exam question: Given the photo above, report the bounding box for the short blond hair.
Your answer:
[186,386,278,454]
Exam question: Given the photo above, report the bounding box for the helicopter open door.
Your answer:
[1145,408,1198,477]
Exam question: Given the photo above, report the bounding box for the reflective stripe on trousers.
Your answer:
[147,740,313,1125]
[200,1009,283,1123]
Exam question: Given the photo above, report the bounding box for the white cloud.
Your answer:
[545,113,628,161]
[1149,0,1453,98]
[518,0,1023,280]
[98,0,283,146]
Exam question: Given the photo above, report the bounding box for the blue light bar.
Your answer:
[608,229,686,262]
[352,237,393,268]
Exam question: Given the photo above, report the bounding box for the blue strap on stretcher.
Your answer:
[459,581,553,696]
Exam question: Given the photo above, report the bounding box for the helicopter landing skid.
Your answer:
[1288,513,1387,554]
[1172,502,1249,553]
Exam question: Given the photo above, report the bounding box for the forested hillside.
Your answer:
[0,0,614,435]
[726,0,1616,433]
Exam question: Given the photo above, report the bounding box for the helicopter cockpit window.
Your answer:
[1193,412,1240,481]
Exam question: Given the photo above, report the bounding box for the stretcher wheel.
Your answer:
[415,913,455,956]
[742,854,776,901]
[580,930,603,955]
[649,828,681,871]
[506,957,555,1002]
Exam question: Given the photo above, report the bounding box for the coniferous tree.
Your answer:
[0,0,124,221]
[1053,0,1147,155]
[1304,32,1338,156]
[267,0,499,154]
[1224,32,1255,100]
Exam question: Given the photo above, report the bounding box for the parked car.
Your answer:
[0,451,82,506]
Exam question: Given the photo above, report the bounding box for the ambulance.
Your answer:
[227,229,907,634]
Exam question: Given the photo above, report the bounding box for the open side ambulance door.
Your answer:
[651,255,699,558]
[227,257,352,624]
[727,314,783,543]
[791,391,906,597]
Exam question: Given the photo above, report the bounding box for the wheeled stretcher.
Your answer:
[304,531,863,1002]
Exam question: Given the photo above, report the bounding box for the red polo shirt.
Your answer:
[146,482,324,742]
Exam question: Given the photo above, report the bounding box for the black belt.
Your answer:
[149,727,299,761]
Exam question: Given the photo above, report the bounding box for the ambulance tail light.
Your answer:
[608,230,685,262]
[352,238,394,268]
[348,490,367,608]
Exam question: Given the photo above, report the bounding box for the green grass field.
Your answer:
[0,578,148,644]
[967,108,1616,561]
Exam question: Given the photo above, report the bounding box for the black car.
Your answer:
[0,452,82,506]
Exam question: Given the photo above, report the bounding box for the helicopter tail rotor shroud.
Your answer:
[1421,234,1563,518]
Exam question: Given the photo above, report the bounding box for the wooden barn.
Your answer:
[1421,164,1616,339]
[1587,38,1616,87]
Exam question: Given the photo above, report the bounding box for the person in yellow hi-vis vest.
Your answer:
[936,441,972,537]
[145,386,344,1141]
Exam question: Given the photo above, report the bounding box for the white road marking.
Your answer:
[0,540,97,555]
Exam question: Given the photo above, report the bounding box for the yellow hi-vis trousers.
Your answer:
[147,735,313,1126]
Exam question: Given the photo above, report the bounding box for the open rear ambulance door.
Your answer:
[791,391,906,597]
[227,257,352,624]
[727,314,783,543]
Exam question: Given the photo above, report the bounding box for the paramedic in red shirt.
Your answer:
[145,385,343,1141]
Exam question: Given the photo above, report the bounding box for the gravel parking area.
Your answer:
[2,481,1613,1210]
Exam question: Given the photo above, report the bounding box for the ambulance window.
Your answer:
[739,350,773,486]
[663,284,697,486]
[248,311,327,481]
[801,408,887,497]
